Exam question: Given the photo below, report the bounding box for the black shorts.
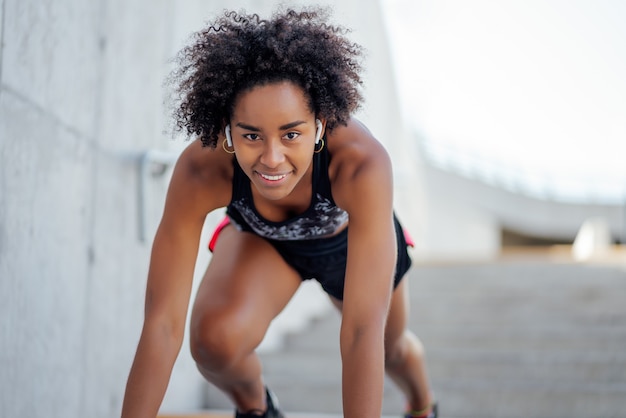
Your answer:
[209,215,413,300]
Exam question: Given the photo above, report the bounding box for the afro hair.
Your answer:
[170,7,364,148]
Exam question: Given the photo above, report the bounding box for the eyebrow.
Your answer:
[235,120,307,131]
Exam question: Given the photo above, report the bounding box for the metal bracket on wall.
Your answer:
[138,149,180,242]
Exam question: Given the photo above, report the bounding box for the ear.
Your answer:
[315,119,324,144]
[225,125,233,147]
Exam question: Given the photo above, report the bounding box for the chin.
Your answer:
[258,189,291,201]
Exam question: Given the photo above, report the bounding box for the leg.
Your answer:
[384,279,434,413]
[189,225,301,413]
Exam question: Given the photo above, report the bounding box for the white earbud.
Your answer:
[225,125,233,147]
[315,119,323,144]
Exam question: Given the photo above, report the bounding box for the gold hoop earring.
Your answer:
[222,138,235,154]
[314,138,325,154]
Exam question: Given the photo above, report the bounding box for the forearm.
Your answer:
[121,323,184,418]
[340,325,386,418]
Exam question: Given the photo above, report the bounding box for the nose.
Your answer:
[259,139,285,168]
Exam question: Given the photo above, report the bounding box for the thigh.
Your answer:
[191,225,302,347]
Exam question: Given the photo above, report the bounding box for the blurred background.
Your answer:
[1,0,624,417]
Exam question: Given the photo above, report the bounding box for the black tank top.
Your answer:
[226,145,349,241]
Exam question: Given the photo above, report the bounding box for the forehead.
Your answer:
[232,81,314,123]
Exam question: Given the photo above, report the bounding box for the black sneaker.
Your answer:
[235,387,284,418]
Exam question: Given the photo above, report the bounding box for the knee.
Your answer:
[385,331,425,368]
[190,310,260,373]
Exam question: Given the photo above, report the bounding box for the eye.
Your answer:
[243,133,260,141]
[283,132,300,141]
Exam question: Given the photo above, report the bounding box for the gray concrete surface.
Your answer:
[203,259,626,418]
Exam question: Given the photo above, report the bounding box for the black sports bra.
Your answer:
[226,144,349,241]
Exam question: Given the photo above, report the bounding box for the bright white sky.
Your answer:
[381,0,626,204]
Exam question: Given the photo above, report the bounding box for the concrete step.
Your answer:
[174,259,626,418]
[257,261,626,418]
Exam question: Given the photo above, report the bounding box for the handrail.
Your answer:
[138,149,180,242]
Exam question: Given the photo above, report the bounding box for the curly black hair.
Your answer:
[170,7,364,148]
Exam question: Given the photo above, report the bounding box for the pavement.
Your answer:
[164,249,626,418]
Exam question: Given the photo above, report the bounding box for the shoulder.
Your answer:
[162,139,234,226]
[327,118,392,177]
[175,139,233,187]
[326,118,393,213]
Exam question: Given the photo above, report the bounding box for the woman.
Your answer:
[121,8,436,418]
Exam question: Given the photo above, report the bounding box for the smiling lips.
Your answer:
[258,172,288,182]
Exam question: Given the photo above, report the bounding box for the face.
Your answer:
[229,81,321,202]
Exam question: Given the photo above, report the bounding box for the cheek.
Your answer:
[295,154,315,173]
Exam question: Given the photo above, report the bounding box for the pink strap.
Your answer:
[208,217,231,252]
[403,228,415,248]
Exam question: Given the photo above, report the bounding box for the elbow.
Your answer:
[143,290,187,345]
[142,311,186,351]
[339,316,386,355]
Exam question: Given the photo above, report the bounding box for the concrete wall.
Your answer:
[0,1,175,416]
[0,0,420,417]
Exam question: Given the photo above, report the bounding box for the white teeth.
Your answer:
[260,173,286,181]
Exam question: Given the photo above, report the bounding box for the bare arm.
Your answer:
[121,142,230,418]
[331,121,397,418]
[120,224,201,418]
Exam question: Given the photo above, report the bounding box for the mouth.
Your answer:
[259,173,287,181]
[256,171,289,183]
